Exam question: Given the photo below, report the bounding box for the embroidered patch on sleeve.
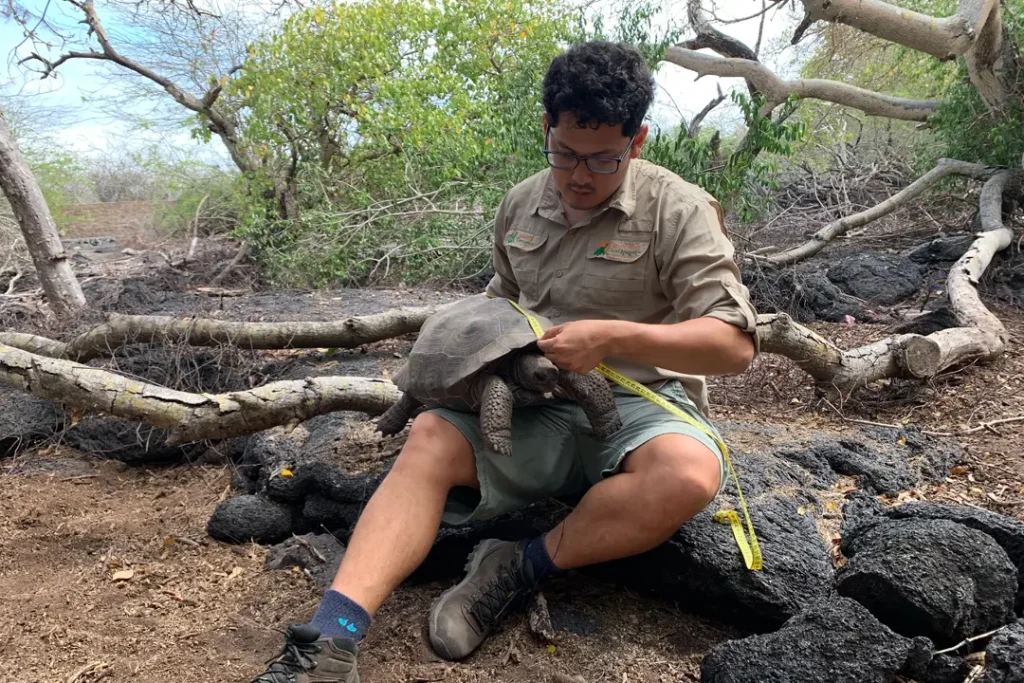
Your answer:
[590,239,648,262]
[506,230,546,251]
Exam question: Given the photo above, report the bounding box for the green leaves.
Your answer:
[644,92,806,223]
[226,0,577,286]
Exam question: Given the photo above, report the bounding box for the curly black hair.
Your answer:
[542,41,655,138]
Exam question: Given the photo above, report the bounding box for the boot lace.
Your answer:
[467,556,531,630]
[251,633,321,683]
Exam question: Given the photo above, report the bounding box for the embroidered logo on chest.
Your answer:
[591,240,647,262]
[506,230,545,250]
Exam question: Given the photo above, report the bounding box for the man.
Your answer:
[251,40,758,683]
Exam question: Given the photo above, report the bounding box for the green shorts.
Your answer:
[430,379,728,525]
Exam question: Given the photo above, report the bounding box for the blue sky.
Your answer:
[1,0,802,167]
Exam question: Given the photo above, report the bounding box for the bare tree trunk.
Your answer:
[0,112,86,318]
[0,303,454,361]
[0,341,401,444]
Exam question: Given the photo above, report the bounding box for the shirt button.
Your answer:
[556,270,564,277]
[553,310,561,317]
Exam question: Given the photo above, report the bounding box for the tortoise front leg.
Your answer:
[480,375,515,456]
[375,392,423,436]
[557,369,623,438]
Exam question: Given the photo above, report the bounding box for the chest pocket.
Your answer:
[504,229,547,298]
[580,236,651,310]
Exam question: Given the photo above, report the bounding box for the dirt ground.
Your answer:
[1,252,1023,683]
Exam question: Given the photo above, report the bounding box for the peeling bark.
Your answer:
[662,48,941,121]
[0,342,401,445]
[762,159,994,267]
[0,113,87,318]
[0,304,451,362]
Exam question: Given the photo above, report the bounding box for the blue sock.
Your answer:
[309,589,372,641]
[524,534,563,582]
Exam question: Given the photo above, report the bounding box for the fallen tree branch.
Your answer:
[662,48,942,121]
[762,159,994,267]
[950,170,1013,341]
[0,342,401,445]
[756,168,1014,392]
[756,313,920,392]
[0,304,451,362]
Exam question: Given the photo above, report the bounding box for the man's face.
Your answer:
[542,113,647,211]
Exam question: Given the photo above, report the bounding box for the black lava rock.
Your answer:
[207,494,298,544]
[836,518,1018,647]
[720,451,822,502]
[700,597,925,683]
[827,254,924,306]
[264,533,346,592]
[925,655,969,683]
[301,495,364,540]
[605,494,833,631]
[779,438,915,496]
[61,416,205,465]
[842,498,1024,613]
[980,619,1024,683]
[744,267,868,323]
[906,234,976,264]
[891,307,960,335]
[0,389,62,458]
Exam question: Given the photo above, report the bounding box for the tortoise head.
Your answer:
[509,351,559,391]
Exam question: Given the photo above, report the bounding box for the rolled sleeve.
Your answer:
[657,198,760,353]
[484,195,520,301]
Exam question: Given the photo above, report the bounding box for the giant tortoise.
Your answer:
[376,295,623,455]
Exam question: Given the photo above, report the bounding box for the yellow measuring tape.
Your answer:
[496,296,763,571]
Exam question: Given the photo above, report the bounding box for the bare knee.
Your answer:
[626,437,722,528]
[389,412,478,489]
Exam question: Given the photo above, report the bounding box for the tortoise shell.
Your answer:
[392,295,553,410]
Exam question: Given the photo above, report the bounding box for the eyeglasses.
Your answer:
[542,131,636,175]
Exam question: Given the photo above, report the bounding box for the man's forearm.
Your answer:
[603,317,755,376]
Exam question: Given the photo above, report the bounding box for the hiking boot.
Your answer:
[428,538,537,661]
[250,623,360,683]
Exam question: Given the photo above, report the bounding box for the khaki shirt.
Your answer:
[484,158,759,417]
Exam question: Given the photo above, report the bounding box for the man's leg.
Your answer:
[327,413,479,614]
[250,413,479,683]
[539,433,719,569]
[428,382,727,662]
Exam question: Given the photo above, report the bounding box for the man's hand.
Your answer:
[536,320,619,374]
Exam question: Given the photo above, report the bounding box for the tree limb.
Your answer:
[945,170,1013,342]
[687,84,726,138]
[762,159,994,267]
[0,342,400,445]
[797,0,1008,109]
[798,0,999,61]
[663,47,942,121]
[681,0,760,96]
[758,168,1014,391]
[757,313,920,392]
[0,304,452,362]
[0,110,87,318]
[23,0,254,174]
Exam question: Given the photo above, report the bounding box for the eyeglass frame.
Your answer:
[541,129,637,175]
